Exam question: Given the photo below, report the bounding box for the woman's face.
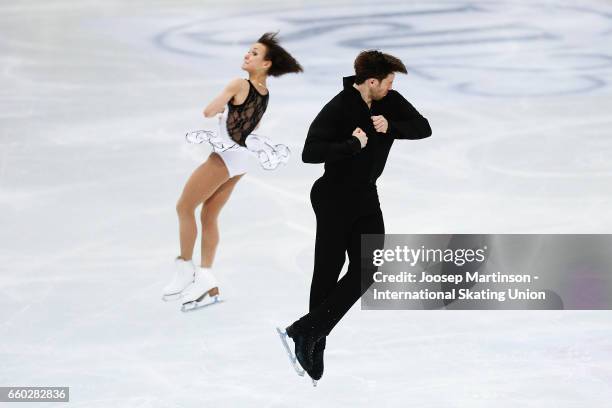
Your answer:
[241,42,271,74]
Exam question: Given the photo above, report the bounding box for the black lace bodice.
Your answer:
[226,79,269,146]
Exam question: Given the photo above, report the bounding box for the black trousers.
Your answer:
[295,176,385,338]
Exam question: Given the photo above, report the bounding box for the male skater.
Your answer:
[278,50,432,384]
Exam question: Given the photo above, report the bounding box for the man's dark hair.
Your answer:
[257,32,303,77]
[354,50,407,84]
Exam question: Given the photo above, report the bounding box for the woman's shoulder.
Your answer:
[224,77,249,93]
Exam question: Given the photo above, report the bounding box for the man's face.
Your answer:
[370,73,395,100]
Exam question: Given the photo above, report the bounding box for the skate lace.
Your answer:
[226,80,269,146]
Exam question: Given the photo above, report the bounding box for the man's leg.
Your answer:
[309,216,348,311]
[285,208,348,375]
[292,212,347,331]
[296,210,385,336]
[306,214,347,375]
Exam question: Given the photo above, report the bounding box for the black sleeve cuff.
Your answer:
[347,136,361,154]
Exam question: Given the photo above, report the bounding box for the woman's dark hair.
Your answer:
[354,50,407,84]
[257,32,303,77]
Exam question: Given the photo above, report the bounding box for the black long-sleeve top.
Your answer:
[302,75,431,211]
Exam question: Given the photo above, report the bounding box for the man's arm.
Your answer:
[386,91,432,140]
[302,100,362,164]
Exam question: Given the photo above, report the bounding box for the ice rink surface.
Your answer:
[1,0,612,406]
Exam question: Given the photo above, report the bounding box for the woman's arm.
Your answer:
[203,78,244,118]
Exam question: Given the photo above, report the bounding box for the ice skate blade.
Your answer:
[181,296,222,312]
[312,380,317,387]
[275,327,305,377]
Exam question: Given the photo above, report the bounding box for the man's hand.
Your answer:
[352,127,368,148]
[371,115,388,133]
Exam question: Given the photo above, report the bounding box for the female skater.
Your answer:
[162,32,303,310]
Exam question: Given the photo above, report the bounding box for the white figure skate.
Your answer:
[181,267,222,312]
[162,258,195,301]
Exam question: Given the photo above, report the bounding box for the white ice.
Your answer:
[1,0,612,406]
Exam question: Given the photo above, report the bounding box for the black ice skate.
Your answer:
[310,337,326,383]
[276,327,305,377]
[280,324,321,386]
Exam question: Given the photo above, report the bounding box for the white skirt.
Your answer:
[185,110,289,175]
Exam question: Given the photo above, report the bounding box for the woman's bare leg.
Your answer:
[176,153,229,261]
[200,174,244,268]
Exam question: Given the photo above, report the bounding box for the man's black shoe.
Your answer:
[285,323,318,373]
[310,337,326,380]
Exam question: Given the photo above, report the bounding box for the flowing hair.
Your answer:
[257,32,303,77]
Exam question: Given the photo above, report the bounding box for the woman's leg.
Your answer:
[176,153,229,261]
[200,174,244,268]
